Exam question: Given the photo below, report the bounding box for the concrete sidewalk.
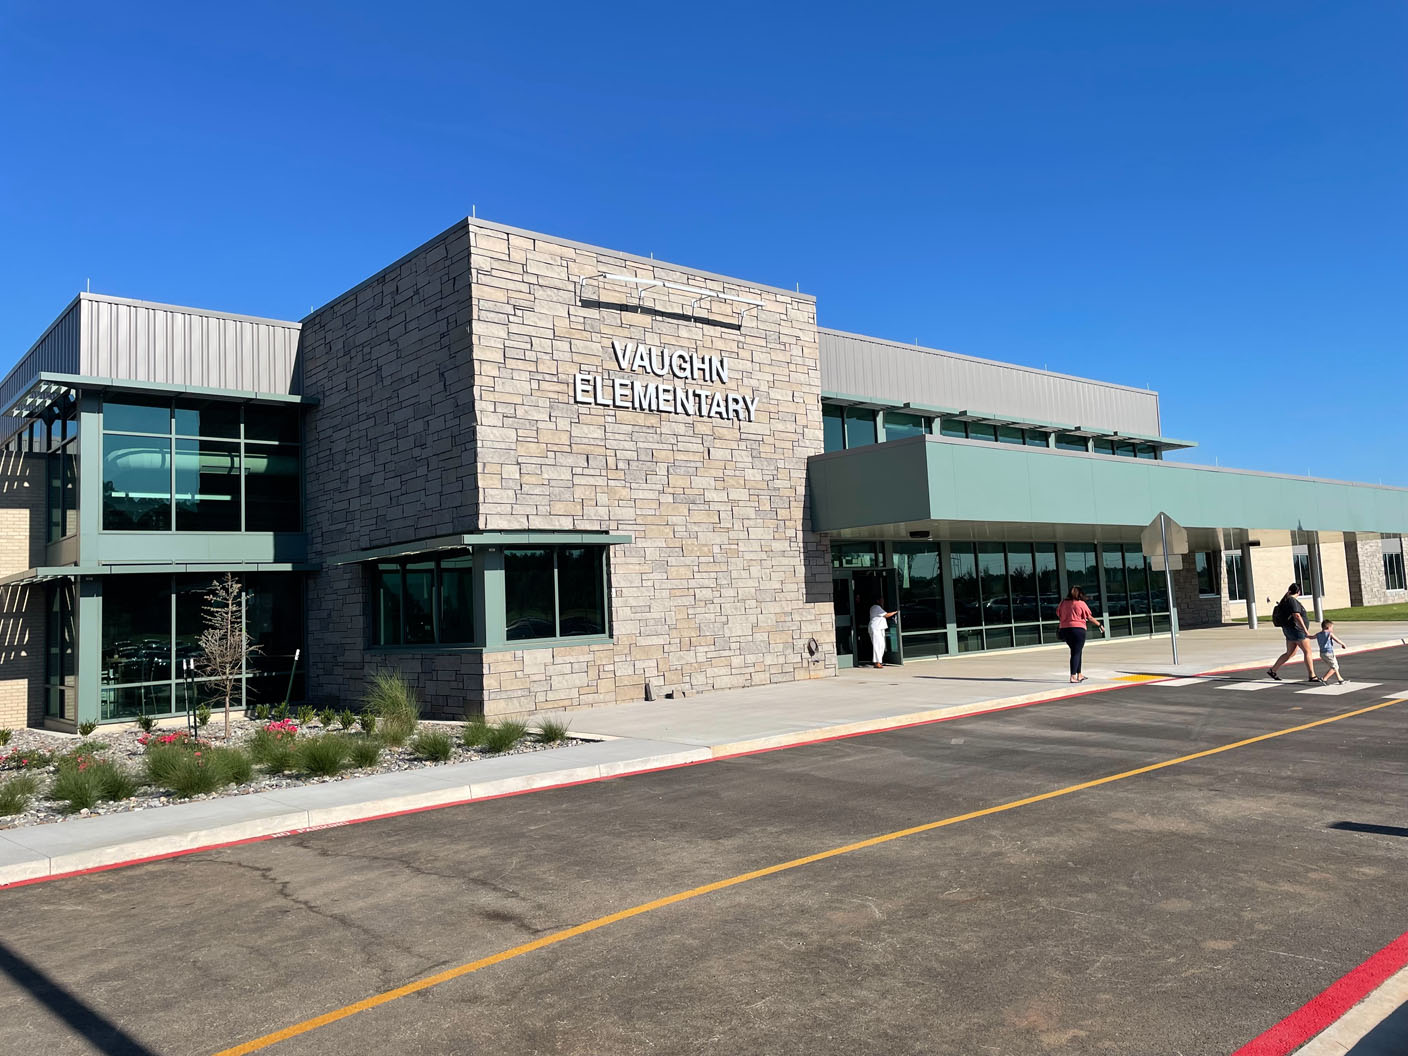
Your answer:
[2,622,1405,890]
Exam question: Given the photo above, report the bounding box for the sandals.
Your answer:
[1266,669,1282,681]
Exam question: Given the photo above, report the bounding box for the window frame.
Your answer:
[370,550,479,648]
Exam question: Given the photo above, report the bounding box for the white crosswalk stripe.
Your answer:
[1296,682,1381,696]
[1219,681,1279,691]
[1151,677,1211,687]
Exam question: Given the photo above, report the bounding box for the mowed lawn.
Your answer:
[1322,601,1408,621]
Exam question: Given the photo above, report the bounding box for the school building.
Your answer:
[1,217,1405,729]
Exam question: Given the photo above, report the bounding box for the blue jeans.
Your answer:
[1060,627,1087,676]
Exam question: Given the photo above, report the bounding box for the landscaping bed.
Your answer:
[0,709,580,831]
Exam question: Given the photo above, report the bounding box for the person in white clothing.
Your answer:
[868,600,898,668]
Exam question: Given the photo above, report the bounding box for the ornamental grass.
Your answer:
[145,744,253,798]
[347,736,383,769]
[364,670,421,746]
[409,728,453,763]
[51,756,137,813]
[461,719,491,749]
[482,721,527,754]
[0,774,39,815]
[295,734,350,777]
[536,718,570,744]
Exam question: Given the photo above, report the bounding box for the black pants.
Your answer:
[1060,627,1087,676]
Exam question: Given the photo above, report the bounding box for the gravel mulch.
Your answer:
[0,716,582,831]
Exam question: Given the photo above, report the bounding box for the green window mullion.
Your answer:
[552,549,562,637]
[601,549,611,637]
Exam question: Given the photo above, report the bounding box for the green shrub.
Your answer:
[0,728,11,747]
[296,734,350,777]
[195,705,211,728]
[318,707,336,728]
[136,714,156,733]
[77,720,98,737]
[482,720,527,754]
[0,774,39,815]
[348,736,383,768]
[272,701,289,721]
[338,709,357,731]
[297,706,315,727]
[145,745,251,797]
[536,718,570,744]
[248,727,298,773]
[51,758,137,813]
[358,713,377,736]
[255,703,271,721]
[365,670,421,746]
[410,728,453,762]
[462,718,491,748]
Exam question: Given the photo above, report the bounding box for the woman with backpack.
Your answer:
[1267,583,1321,683]
[1057,586,1106,683]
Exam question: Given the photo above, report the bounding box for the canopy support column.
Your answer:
[1241,538,1258,630]
[1310,532,1325,625]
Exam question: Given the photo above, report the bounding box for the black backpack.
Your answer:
[1271,599,1289,628]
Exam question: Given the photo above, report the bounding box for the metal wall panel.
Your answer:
[0,298,81,414]
[820,328,1162,435]
[79,294,301,394]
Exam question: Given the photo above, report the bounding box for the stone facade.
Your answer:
[468,222,834,714]
[299,219,834,719]
[1171,560,1222,629]
[299,223,480,715]
[1345,533,1405,608]
[0,451,46,728]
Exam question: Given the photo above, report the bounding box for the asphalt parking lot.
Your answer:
[1,649,1405,1056]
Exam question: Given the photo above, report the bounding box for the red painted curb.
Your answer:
[6,640,1402,893]
[0,678,1140,892]
[1229,928,1408,1056]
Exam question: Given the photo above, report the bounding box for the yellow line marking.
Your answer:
[1113,674,1168,683]
[211,698,1405,1056]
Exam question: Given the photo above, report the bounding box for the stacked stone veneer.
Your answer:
[300,219,835,718]
[1345,533,1405,608]
[469,223,834,714]
[299,223,482,714]
[1170,561,1223,629]
[0,451,46,728]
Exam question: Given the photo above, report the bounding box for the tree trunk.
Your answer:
[224,688,231,740]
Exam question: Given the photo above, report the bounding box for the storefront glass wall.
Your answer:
[837,539,1169,659]
[99,573,304,721]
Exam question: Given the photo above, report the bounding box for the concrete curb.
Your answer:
[2,635,1403,893]
[0,742,711,890]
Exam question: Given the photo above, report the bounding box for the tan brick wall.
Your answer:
[469,224,835,716]
[1224,540,1350,621]
[0,451,46,728]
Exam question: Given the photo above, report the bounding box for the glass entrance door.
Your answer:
[849,568,901,667]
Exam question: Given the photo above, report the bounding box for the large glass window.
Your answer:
[372,551,477,646]
[884,412,928,443]
[46,580,77,721]
[1055,433,1089,452]
[505,546,609,642]
[99,573,303,721]
[1384,538,1406,592]
[102,398,301,532]
[1063,545,1102,615]
[1025,430,1050,448]
[940,419,968,439]
[843,407,877,449]
[1194,551,1219,596]
[831,542,880,569]
[997,426,1024,445]
[822,404,844,453]
[1225,551,1245,601]
[967,422,998,442]
[894,542,946,658]
[46,408,79,542]
[1293,546,1312,594]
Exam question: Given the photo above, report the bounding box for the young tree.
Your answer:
[197,574,261,739]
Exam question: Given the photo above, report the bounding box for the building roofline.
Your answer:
[76,291,300,329]
[819,326,1160,399]
[301,215,816,324]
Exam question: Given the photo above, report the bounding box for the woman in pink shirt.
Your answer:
[1056,586,1106,683]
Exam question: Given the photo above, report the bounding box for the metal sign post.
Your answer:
[1159,514,1180,666]
[1142,512,1189,667]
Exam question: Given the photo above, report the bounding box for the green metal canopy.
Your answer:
[808,436,1408,535]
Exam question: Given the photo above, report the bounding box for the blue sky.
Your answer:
[2,2,1404,481]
